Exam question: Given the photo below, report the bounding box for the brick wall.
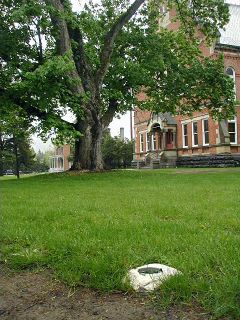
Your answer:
[176,112,218,156]
[62,145,71,170]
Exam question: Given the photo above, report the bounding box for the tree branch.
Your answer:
[102,99,119,127]
[36,20,44,64]
[45,0,92,96]
[45,0,71,55]
[1,88,76,130]
[95,0,146,88]
[25,106,77,130]
[68,27,95,94]
[31,19,44,64]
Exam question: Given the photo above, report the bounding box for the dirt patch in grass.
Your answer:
[0,266,212,320]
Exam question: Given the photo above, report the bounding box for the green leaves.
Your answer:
[0,0,235,144]
[102,131,134,168]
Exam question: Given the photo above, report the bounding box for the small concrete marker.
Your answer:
[126,263,181,292]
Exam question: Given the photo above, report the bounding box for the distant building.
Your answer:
[49,145,72,172]
[133,3,240,168]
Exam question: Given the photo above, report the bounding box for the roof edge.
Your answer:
[215,43,240,52]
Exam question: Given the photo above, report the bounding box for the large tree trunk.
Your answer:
[71,115,104,171]
[91,121,104,171]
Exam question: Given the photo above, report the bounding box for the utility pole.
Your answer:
[130,110,133,141]
[13,134,20,179]
[130,88,134,141]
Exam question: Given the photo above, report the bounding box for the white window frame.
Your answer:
[228,117,237,145]
[160,5,166,14]
[152,133,157,151]
[226,67,236,99]
[202,118,209,146]
[146,132,151,151]
[192,121,198,147]
[139,133,144,153]
[182,124,188,148]
[159,5,170,26]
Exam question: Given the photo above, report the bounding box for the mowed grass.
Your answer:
[1,169,240,318]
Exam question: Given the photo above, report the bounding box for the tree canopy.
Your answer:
[0,0,236,170]
[0,120,36,176]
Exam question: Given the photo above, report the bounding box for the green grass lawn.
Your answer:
[1,169,240,318]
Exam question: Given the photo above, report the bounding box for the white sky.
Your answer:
[226,0,240,4]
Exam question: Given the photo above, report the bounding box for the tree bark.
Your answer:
[71,110,104,171]
[71,98,118,171]
[91,120,104,171]
[72,126,104,171]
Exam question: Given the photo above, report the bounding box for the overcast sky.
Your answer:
[227,0,240,4]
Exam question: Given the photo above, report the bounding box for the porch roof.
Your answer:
[158,112,177,125]
[147,112,176,132]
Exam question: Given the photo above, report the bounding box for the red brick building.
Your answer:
[133,3,240,168]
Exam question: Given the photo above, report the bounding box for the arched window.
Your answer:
[226,67,236,98]
[226,67,235,78]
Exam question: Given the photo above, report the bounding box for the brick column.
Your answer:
[162,131,166,150]
[173,132,176,148]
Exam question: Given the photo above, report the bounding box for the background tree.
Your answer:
[33,149,52,172]
[0,0,235,171]
[0,124,36,177]
[102,131,134,169]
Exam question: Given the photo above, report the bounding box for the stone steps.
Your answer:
[132,154,240,169]
[176,154,240,168]
[131,159,176,169]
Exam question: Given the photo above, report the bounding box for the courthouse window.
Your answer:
[146,132,151,151]
[228,118,237,144]
[192,122,198,146]
[202,119,209,145]
[139,133,144,152]
[226,67,236,98]
[182,124,188,147]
